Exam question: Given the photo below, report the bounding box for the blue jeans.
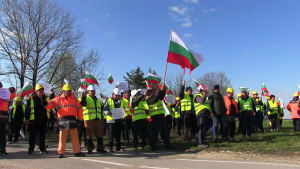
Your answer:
[241,114,254,137]
[212,114,225,139]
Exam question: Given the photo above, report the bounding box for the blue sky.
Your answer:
[3,0,300,118]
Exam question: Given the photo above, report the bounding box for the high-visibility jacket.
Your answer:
[181,93,192,112]
[30,97,50,120]
[287,102,300,119]
[173,106,181,118]
[107,98,125,122]
[267,101,279,115]
[122,98,131,117]
[11,104,25,122]
[9,91,16,101]
[224,96,238,115]
[79,95,102,121]
[0,98,9,123]
[149,100,164,117]
[252,98,262,111]
[142,101,151,120]
[132,100,147,122]
[45,93,83,120]
[239,98,253,112]
[194,94,210,115]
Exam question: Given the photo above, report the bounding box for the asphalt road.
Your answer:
[1,141,300,169]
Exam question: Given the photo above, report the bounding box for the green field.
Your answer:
[44,120,300,155]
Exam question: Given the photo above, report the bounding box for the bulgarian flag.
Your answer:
[277,98,285,109]
[192,79,207,90]
[147,73,162,84]
[61,79,69,88]
[166,85,173,95]
[167,31,204,75]
[261,82,269,96]
[17,82,35,97]
[85,70,98,85]
[108,74,114,84]
[145,81,152,90]
[80,78,87,89]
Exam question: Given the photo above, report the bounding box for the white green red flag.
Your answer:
[166,85,173,95]
[167,31,204,75]
[80,78,87,89]
[277,98,285,109]
[61,79,69,88]
[17,82,35,97]
[108,74,114,84]
[239,87,250,93]
[261,82,269,96]
[85,70,98,85]
[192,79,207,90]
[147,73,162,84]
[145,81,152,90]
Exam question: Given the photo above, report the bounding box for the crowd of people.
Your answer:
[0,80,299,158]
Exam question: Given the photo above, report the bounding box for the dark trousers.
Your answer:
[146,121,152,143]
[197,116,208,145]
[29,123,46,151]
[108,120,123,149]
[255,111,264,132]
[47,114,55,132]
[165,115,172,138]
[77,121,87,147]
[151,117,170,149]
[241,114,253,137]
[175,118,182,136]
[184,114,195,141]
[123,119,132,141]
[294,119,300,131]
[103,119,107,136]
[0,123,7,153]
[172,118,176,130]
[224,117,236,138]
[8,120,23,142]
[133,119,147,148]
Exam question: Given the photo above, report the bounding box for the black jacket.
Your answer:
[208,92,226,116]
[25,95,48,125]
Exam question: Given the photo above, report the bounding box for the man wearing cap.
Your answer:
[237,91,256,138]
[8,97,25,143]
[0,82,9,156]
[251,91,264,132]
[131,89,149,152]
[79,85,107,154]
[43,84,85,158]
[174,97,182,136]
[287,93,300,131]
[25,84,50,155]
[179,80,197,142]
[208,84,226,141]
[103,88,127,152]
[194,85,210,147]
[266,95,281,131]
[223,88,238,139]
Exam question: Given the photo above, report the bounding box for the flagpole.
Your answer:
[163,30,173,84]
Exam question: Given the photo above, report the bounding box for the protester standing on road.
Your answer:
[208,84,226,141]
[43,84,85,158]
[8,97,25,143]
[0,82,9,156]
[25,84,50,155]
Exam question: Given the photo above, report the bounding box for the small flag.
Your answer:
[17,82,35,97]
[61,79,69,88]
[167,31,204,75]
[19,129,25,140]
[261,82,269,96]
[85,70,99,85]
[277,98,285,109]
[166,85,173,95]
[192,79,207,90]
[147,73,162,84]
[80,78,87,89]
[145,81,152,90]
[239,87,250,93]
[108,74,114,84]
[162,101,170,116]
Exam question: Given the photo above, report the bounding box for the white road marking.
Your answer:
[70,157,133,167]
[140,166,170,169]
[175,159,300,168]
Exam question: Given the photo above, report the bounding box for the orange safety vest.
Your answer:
[9,92,16,101]
[45,93,83,120]
[288,102,300,119]
[224,96,238,115]
[0,99,8,111]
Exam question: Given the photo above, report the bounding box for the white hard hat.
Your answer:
[113,88,121,95]
[197,86,203,92]
[87,85,96,91]
[131,90,139,97]
[78,88,86,93]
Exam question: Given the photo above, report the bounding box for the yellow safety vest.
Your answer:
[173,106,181,118]
[122,98,131,117]
[11,104,26,122]
[148,100,164,117]
[194,94,210,115]
[80,95,102,121]
[267,101,278,115]
[107,98,124,121]
[132,100,147,122]
[239,98,253,112]
[142,101,150,119]
[30,97,50,120]
[252,98,262,111]
[181,92,192,112]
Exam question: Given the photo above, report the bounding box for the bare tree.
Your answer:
[192,71,232,96]
[166,69,193,97]
[0,0,83,88]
